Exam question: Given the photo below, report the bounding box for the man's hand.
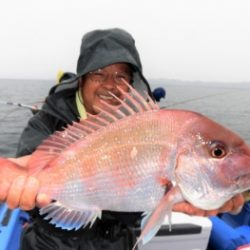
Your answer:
[173,193,244,216]
[0,156,51,210]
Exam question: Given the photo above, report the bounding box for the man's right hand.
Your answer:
[0,156,51,210]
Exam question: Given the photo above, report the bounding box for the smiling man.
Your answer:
[79,63,133,114]
[17,28,153,156]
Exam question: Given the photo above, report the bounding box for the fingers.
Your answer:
[173,202,206,216]
[173,203,224,217]
[229,194,244,214]
[172,194,245,217]
[0,181,10,202]
[19,177,40,210]
[209,194,245,215]
[4,175,50,210]
[203,209,220,217]
[203,194,245,216]
[6,175,27,209]
[173,202,228,217]
[215,199,233,214]
[36,193,52,208]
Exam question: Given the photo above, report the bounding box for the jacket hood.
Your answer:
[76,28,143,76]
[50,28,154,99]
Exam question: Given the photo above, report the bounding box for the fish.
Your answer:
[1,82,250,249]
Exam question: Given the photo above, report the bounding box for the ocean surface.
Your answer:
[0,78,249,157]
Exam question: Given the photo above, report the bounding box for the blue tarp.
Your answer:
[0,203,29,250]
[209,202,250,250]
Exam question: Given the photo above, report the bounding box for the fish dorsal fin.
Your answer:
[28,81,159,173]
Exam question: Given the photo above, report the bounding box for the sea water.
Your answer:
[0,79,249,157]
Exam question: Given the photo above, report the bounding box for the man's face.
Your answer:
[80,63,132,114]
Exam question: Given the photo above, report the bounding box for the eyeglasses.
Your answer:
[87,69,132,85]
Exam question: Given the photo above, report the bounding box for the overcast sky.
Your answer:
[0,0,250,82]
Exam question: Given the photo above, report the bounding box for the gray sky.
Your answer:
[0,0,250,82]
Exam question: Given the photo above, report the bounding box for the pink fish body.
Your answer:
[36,110,173,211]
[2,84,250,248]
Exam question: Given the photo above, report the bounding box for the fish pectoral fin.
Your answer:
[39,201,101,230]
[132,186,184,250]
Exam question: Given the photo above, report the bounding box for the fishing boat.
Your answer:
[0,203,29,250]
[0,203,213,250]
[1,202,250,250]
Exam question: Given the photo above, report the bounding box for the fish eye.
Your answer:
[209,141,228,158]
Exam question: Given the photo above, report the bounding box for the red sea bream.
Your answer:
[1,83,250,249]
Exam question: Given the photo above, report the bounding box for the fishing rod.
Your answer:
[152,86,233,108]
[164,91,232,108]
[0,101,41,111]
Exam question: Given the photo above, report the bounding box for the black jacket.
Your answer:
[17,28,153,155]
[17,83,145,250]
[17,84,79,156]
